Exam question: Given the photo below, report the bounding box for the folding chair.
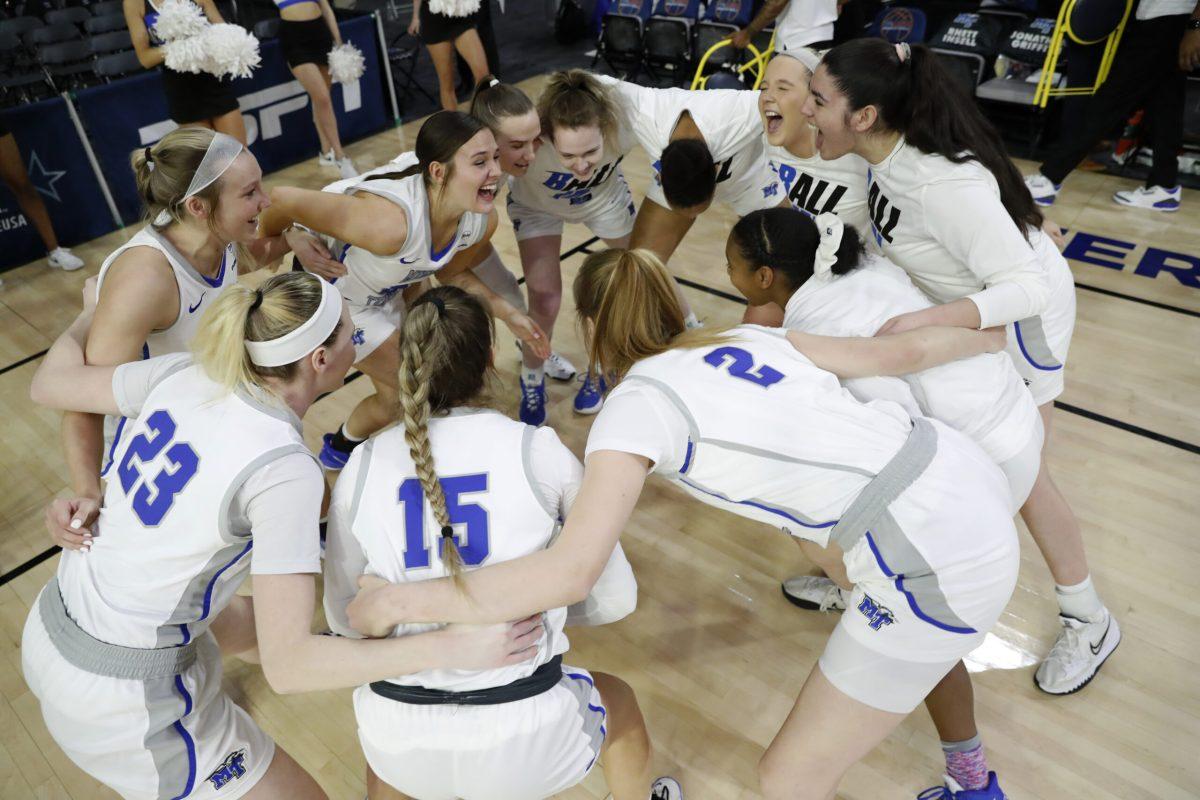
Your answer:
[592,0,651,80]
[83,12,125,34]
[387,30,435,109]
[93,47,143,80]
[866,5,927,44]
[1033,0,1133,107]
[927,11,1006,94]
[693,0,752,76]
[643,0,700,82]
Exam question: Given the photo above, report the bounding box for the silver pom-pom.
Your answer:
[199,24,261,79]
[327,42,365,84]
[151,0,208,42]
[427,0,480,18]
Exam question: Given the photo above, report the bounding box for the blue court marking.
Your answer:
[1012,321,1063,372]
[169,675,198,800]
[864,532,977,635]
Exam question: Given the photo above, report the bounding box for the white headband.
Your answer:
[812,213,844,283]
[245,279,343,368]
[777,46,822,75]
[153,132,245,227]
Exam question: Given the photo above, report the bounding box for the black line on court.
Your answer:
[1053,402,1200,456]
[1074,283,1200,319]
[0,545,57,587]
[0,348,48,377]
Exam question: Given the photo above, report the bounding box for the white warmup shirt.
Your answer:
[322,155,490,312]
[768,142,871,235]
[774,0,838,50]
[1136,0,1195,19]
[596,74,783,214]
[783,255,1040,465]
[59,354,323,649]
[507,125,637,223]
[324,409,637,691]
[865,138,1053,328]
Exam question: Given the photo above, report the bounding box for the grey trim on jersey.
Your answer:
[143,671,195,800]
[155,538,252,647]
[902,375,931,412]
[620,374,701,444]
[1013,315,1062,369]
[521,426,558,518]
[39,577,198,679]
[561,672,605,765]
[700,437,875,478]
[145,225,226,289]
[217,443,316,543]
[234,388,304,434]
[346,438,377,525]
[827,418,974,633]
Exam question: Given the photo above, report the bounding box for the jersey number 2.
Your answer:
[398,473,490,569]
[117,409,199,526]
[704,346,784,388]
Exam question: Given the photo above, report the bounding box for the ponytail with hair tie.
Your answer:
[812,213,844,283]
[894,42,910,64]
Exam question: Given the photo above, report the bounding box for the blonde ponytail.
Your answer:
[395,286,495,586]
[131,127,223,229]
[574,248,733,380]
[192,271,341,394]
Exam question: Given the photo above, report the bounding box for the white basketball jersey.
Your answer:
[59,363,313,649]
[783,256,1039,464]
[768,142,871,235]
[322,154,490,311]
[611,327,913,546]
[506,129,636,222]
[597,74,772,204]
[339,410,567,691]
[95,226,239,359]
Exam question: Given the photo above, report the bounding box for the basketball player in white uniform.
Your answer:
[259,111,549,470]
[27,272,542,800]
[344,249,1020,800]
[55,128,338,551]
[472,71,639,423]
[805,39,1118,704]
[323,286,679,800]
[594,73,785,308]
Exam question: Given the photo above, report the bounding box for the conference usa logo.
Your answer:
[711,0,746,22]
[136,76,365,148]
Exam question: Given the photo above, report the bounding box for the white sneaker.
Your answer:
[652,776,683,800]
[318,149,337,168]
[781,575,849,612]
[1024,173,1061,207]
[47,247,84,271]
[545,351,577,381]
[337,156,359,179]
[1112,184,1181,212]
[1034,610,1120,695]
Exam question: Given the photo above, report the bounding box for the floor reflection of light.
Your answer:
[964,625,1042,674]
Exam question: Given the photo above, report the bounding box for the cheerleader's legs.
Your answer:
[293,62,344,161]
[210,108,248,146]
[428,29,489,111]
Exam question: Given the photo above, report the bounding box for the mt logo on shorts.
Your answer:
[206,749,248,790]
[857,594,896,631]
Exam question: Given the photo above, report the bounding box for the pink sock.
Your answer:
[943,736,988,791]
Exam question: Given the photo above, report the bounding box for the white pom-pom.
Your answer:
[328,42,365,84]
[151,0,208,42]
[163,35,209,74]
[427,0,480,18]
[198,24,261,79]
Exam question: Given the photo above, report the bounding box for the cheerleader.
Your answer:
[323,286,680,800]
[409,0,490,111]
[258,111,549,470]
[471,70,638,421]
[803,38,1118,702]
[27,271,540,800]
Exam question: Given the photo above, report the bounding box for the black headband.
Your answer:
[144,146,154,164]
[249,288,264,313]
[429,296,446,318]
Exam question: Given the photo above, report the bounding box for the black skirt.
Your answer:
[280,17,334,68]
[419,2,481,44]
[161,68,239,124]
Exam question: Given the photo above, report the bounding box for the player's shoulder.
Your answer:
[102,241,178,297]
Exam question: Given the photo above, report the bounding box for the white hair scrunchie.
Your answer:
[812,212,844,283]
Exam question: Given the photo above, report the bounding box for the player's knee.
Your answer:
[526,282,562,318]
[758,750,831,800]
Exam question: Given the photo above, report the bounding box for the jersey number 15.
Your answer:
[398,473,491,570]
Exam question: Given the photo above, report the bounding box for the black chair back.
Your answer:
[25,21,77,45]
[83,13,125,33]
[253,17,279,39]
[94,47,141,78]
[88,27,129,53]
[45,6,88,25]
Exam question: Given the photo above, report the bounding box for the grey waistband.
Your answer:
[39,577,198,680]
[828,417,938,552]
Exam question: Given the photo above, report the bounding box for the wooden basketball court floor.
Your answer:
[0,75,1197,799]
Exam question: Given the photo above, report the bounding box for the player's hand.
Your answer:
[46,496,100,552]
[347,574,397,637]
[1179,29,1200,72]
[981,326,1007,353]
[286,229,346,279]
[504,311,551,360]
[407,15,420,36]
[439,615,544,670]
[1041,219,1067,251]
[724,27,752,50]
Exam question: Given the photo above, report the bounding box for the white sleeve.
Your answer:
[238,452,324,576]
[111,353,193,419]
[526,426,584,519]
[566,542,638,627]
[322,445,371,638]
[920,180,1051,328]
[584,383,690,473]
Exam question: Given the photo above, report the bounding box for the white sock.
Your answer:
[340,423,365,444]
[684,312,701,329]
[521,365,544,385]
[1055,575,1105,622]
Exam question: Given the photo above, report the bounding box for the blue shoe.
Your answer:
[519,376,547,426]
[1024,173,1061,206]
[573,372,607,415]
[917,772,1006,800]
[318,432,352,471]
[1112,184,1181,212]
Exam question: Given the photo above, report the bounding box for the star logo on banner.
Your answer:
[27,151,67,203]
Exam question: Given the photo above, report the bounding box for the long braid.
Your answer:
[397,304,465,581]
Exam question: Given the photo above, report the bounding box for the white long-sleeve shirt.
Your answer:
[865,138,1053,328]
